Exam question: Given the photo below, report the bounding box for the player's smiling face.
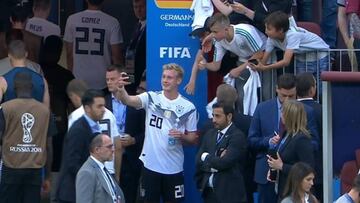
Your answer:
[161,69,181,91]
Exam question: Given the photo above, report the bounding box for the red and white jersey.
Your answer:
[138,91,197,174]
[64,10,123,89]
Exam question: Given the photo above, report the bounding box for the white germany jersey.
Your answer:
[64,10,123,89]
[25,17,61,39]
[214,24,266,62]
[68,106,119,174]
[138,91,197,174]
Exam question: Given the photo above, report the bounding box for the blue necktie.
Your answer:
[216,131,224,144]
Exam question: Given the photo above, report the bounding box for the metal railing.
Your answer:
[258,49,360,102]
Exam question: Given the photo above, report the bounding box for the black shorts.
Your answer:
[0,164,42,203]
[139,167,185,202]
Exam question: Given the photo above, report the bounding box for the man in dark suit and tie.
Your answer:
[296,72,323,201]
[199,83,255,202]
[76,134,125,203]
[125,0,146,95]
[105,64,145,203]
[56,89,106,203]
[195,102,248,203]
[248,73,319,203]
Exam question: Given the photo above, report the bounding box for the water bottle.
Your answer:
[168,121,179,148]
[168,136,177,146]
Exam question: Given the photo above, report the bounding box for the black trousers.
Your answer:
[203,187,219,203]
[0,165,42,203]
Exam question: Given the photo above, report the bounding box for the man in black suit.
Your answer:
[195,102,248,203]
[105,64,145,203]
[125,0,146,95]
[56,89,106,203]
[200,83,255,202]
[296,72,323,201]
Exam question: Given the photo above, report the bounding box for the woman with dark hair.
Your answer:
[281,162,318,203]
[267,100,315,200]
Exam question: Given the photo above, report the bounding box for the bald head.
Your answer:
[216,84,237,106]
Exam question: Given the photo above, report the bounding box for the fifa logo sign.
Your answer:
[21,113,35,143]
[159,47,191,58]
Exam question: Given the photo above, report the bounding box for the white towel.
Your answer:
[190,0,213,31]
[206,97,217,119]
[243,66,261,116]
[202,0,211,9]
[223,73,235,87]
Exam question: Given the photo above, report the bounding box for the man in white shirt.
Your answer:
[64,0,124,89]
[25,0,61,39]
[117,63,198,202]
[66,79,121,179]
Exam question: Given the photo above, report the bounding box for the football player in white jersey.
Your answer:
[64,0,124,90]
[25,0,61,39]
[116,63,198,203]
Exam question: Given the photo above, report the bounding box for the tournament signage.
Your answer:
[155,0,193,8]
[148,0,206,202]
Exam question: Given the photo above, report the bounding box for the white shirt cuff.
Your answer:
[210,168,218,173]
[201,152,209,161]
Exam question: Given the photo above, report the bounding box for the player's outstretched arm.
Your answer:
[185,50,202,95]
[115,73,142,109]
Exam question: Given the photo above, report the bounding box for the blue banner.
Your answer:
[147,0,208,202]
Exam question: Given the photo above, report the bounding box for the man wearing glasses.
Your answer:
[76,134,125,203]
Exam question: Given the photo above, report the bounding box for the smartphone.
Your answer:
[268,149,278,159]
[268,149,278,181]
[248,59,258,65]
[122,73,135,83]
[126,74,135,83]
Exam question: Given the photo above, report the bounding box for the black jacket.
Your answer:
[195,124,248,203]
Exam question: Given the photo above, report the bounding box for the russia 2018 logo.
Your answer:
[155,0,192,9]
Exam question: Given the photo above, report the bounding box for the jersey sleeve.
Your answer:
[54,25,61,37]
[213,42,226,62]
[109,20,123,45]
[137,92,149,109]
[185,107,197,132]
[63,16,74,43]
[238,28,264,53]
[109,112,120,138]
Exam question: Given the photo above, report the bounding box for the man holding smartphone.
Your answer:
[248,74,296,203]
[116,63,198,203]
[104,64,145,203]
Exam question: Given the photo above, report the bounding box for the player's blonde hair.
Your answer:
[162,63,184,79]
